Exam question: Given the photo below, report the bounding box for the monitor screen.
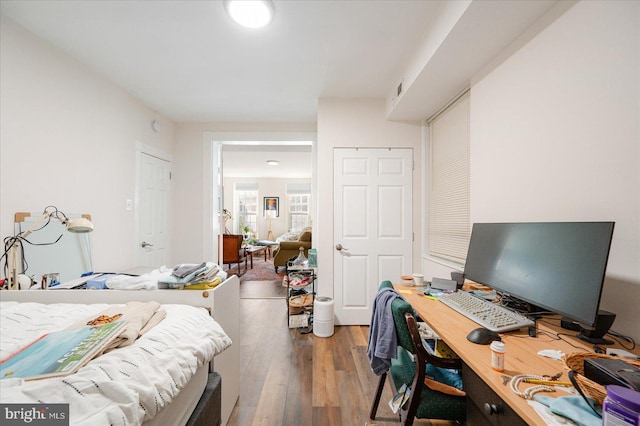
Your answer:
[463,222,614,326]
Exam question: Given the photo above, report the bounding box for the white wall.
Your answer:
[317,99,423,299]
[222,177,311,239]
[0,17,175,273]
[424,1,640,341]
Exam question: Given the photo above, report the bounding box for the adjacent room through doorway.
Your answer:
[220,142,313,299]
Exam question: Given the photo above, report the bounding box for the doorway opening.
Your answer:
[210,138,316,299]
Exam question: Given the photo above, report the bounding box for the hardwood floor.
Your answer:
[227,298,455,426]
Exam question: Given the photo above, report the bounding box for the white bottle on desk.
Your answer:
[490,341,506,372]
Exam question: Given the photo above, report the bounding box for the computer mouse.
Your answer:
[466,327,501,345]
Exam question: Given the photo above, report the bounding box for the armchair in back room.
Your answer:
[272,227,312,272]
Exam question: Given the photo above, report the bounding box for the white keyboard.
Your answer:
[438,291,534,333]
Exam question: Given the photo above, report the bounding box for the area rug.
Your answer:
[224,257,287,299]
[224,257,285,282]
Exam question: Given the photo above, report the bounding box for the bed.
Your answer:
[0,275,240,426]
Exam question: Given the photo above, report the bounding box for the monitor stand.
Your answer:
[577,334,614,345]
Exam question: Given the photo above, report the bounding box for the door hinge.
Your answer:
[169,171,172,179]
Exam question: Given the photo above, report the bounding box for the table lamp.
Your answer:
[4,206,94,290]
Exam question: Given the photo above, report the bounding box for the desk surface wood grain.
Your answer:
[394,283,639,425]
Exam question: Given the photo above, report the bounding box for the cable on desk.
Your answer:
[537,330,562,341]
[538,318,636,351]
[556,333,591,351]
[504,330,559,343]
[607,331,636,351]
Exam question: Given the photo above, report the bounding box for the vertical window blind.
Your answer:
[428,91,470,263]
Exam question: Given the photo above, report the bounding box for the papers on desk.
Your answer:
[424,287,455,297]
[469,289,497,300]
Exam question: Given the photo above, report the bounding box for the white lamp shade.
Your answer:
[66,217,94,233]
[267,210,277,219]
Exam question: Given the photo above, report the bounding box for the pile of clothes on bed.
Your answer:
[105,262,226,290]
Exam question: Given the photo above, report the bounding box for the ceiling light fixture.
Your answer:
[266,160,279,166]
[224,0,275,29]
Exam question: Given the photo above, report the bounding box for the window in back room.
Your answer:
[234,183,258,235]
[287,182,311,232]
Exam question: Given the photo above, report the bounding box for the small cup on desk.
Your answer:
[412,273,424,287]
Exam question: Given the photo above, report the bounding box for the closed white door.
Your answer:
[136,152,171,267]
[333,148,413,325]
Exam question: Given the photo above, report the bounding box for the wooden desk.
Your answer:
[395,283,639,425]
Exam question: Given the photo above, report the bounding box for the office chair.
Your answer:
[369,281,466,425]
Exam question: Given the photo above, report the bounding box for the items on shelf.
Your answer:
[285,256,316,331]
[292,246,308,267]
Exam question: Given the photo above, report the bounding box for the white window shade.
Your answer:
[235,182,258,191]
[428,92,470,263]
[286,183,311,194]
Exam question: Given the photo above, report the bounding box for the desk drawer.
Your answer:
[462,363,526,426]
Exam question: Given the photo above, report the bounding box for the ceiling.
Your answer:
[0,0,446,123]
[222,143,312,178]
[1,0,560,178]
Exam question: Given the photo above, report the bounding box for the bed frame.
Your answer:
[0,275,240,425]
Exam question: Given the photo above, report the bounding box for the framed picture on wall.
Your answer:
[264,197,279,217]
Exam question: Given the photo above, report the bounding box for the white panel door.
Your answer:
[136,152,171,267]
[333,148,413,325]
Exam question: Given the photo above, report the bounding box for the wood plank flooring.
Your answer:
[227,297,456,426]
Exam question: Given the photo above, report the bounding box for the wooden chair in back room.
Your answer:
[221,234,246,276]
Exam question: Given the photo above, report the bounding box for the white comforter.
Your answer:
[0,301,232,425]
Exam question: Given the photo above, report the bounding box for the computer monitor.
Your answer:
[463,222,615,327]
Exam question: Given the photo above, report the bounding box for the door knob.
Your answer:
[335,244,348,251]
[141,241,154,248]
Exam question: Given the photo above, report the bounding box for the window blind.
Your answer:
[235,182,258,191]
[286,182,311,194]
[428,91,470,263]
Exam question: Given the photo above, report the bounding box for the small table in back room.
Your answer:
[244,245,267,269]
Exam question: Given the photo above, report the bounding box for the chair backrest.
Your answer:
[378,280,416,353]
[222,234,244,263]
[298,228,312,242]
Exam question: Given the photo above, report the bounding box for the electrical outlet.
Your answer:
[126,199,133,211]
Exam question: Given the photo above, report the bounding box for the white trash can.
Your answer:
[313,297,334,337]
